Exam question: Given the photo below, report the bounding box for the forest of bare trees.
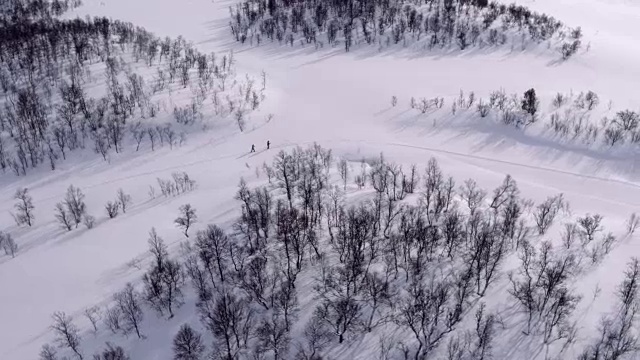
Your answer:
[229,0,582,57]
[39,144,638,360]
[0,0,264,177]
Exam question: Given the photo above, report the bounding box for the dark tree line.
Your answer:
[230,0,581,56]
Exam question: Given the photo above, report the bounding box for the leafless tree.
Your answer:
[256,311,291,360]
[470,303,496,360]
[362,270,395,332]
[533,193,566,235]
[143,258,185,318]
[577,213,603,244]
[142,228,185,318]
[395,277,455,360]
[83,214,95,229]
[93,343,129,360]
[173,324,206,360]
[175,204,198,238]
[64,185,87,228]
[147,127,157,151]
[104,306,122,334]
[114,283,144,338]
[294,313,332,360]
[198,290,254,360]
[193,224,231,291]
[84,306,101,333]
[13,187,35,226]
[579,258,640,359]
[460,179,486,215]
[105,201,119,218]
[627,213,640,235]
[273,150,298,208]
[489,175,519,212]
[51,311,83,359]
[562,223,578,249]
[117,189,132,213]
[338,159,349,191]
[132,124,146,151]
[39,344,58,360]
[2,232,18,258]
[509,240,580,340]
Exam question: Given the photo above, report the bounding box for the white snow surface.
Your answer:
[2,0,640,359]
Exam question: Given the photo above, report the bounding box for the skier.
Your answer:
[267,140,270,150]
[251,144,255,153]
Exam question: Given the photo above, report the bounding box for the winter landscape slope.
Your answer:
[1,0,640,359]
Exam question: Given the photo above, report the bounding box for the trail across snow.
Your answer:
[2,0,640,359]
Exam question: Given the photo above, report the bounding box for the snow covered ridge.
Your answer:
[0,9,265,176]
[27,144,640,360]
[229,0,584,58]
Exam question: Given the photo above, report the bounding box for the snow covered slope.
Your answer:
[2,0,640,359]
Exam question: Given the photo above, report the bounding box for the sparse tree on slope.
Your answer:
[175,204,197,238]
[64,185,87,228]
[114,283,144,338]
[116,189,132,213]
[13,187,35,226]
[51,312,83,360]
[55,203,73,231]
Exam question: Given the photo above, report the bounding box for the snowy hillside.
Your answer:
[1,0,640,360]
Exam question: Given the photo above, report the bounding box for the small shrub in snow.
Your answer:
[553,92,566,108]
[585,90,600,110]
[477,101,490,118]
[577,213,603,244]
[105,201,119,219]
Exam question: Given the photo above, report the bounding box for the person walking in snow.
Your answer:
[251,144,255,153]
[267,140,270,150]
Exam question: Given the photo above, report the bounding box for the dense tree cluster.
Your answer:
[229,0,582,56]
[0,0,82,23]
[0,1,264,177]
[42,144,634,360]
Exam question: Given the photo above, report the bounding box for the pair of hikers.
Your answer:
[250,140,270,153]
